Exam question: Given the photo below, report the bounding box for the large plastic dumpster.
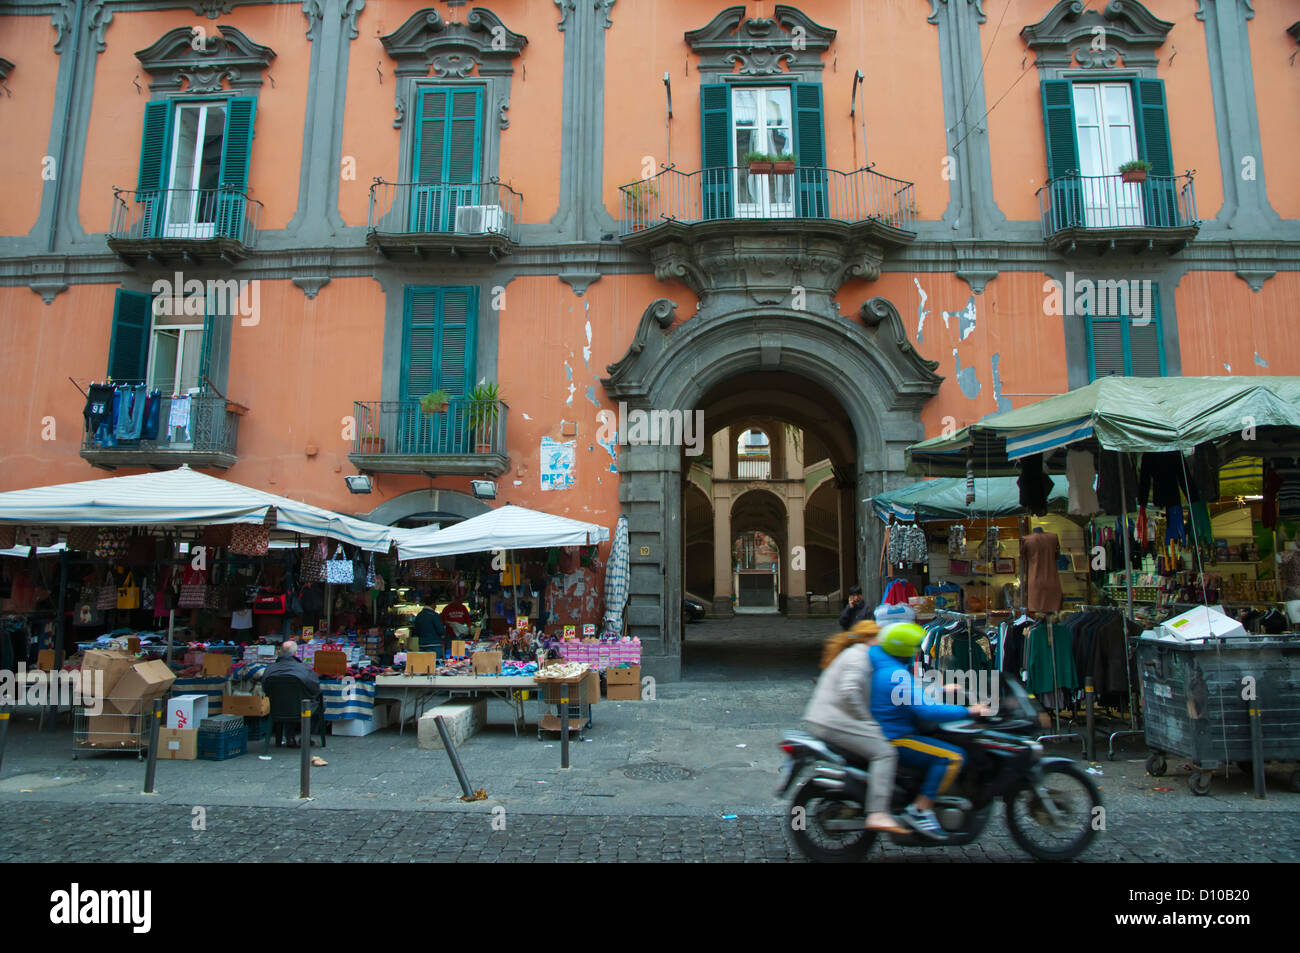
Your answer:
[1138,634,1300,795]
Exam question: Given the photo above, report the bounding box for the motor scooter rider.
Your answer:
[870,622,992,839]
[802,620,907,834]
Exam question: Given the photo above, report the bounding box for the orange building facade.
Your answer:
[1,0,1298,678]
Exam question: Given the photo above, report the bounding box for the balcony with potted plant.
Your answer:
[348,390,509,477]
[1036,162,1199,256]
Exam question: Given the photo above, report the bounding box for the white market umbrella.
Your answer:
[393,504,609,560]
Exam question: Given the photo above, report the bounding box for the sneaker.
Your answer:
[902,804,946,840]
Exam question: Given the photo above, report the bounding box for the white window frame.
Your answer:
[731,87,795,219]
[1072,82,1144,228]
[163,102,226,239]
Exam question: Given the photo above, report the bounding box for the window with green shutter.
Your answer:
[134,96,257,240]
[1086,285,1165,380]
[410,86,484,232]
[400,286,479,453]
[700,83,732,220]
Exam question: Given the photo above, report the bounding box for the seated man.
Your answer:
[261,640,324,747]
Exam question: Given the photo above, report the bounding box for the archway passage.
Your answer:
[603,296,942,682]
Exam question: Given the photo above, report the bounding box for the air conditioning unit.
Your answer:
[454,205,504,234]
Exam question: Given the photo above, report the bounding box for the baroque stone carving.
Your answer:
[555,0,576,32]
[606,299,678,379]
[858,298,942,382]
[686,4,836,76]
[595,0,616,30]
[382,7,527,126]
[136,25,277,95]
[1021,1,1173,72]
[342,0,366,40]
[927,0,988,26]
[1195,0,1255,21]
[193,0,236,18]
[302,0,324,41]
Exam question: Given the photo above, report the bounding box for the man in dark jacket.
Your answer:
[412,594,448,657]
[839,586,871,630]
[262,640,323,747]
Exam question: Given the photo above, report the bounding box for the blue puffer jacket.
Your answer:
[868,645,969,740]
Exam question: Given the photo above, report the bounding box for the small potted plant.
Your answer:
[358,427,385,454]
[744,151,774,175]
[467,381,501,453]
[1120,159,1151,184]
[772,153,797,175]
[421,389,450,416]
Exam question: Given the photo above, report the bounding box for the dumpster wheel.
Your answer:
[1144,753,1167,777]
[1188,771,1212,796]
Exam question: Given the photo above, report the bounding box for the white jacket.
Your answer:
[802,642,883,737]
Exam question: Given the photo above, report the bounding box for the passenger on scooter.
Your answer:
[802,620,908,835]
[870,622,992,839]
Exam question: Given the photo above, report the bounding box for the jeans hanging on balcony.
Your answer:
[141,390,162,440]
[114,384,147,440]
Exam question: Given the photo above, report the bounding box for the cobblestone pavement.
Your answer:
[1,801,1298,862]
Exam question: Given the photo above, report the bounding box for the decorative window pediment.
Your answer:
[685,4,835,77]
[381,7,527,80]
[135,25,276,95]
[1021,0,1172,71]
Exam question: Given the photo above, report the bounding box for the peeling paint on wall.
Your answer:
[944,296,977,341]
[583,312,593,368]
[564,360,576,406]
[954,349,981,399]
[585,385,600,407]
[913,277,930,343]
[991,353,1012,413]
[522,412,533,421]
[1224,363,1231,373]
[1255,353,1269,368]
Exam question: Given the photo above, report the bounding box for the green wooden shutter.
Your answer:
[1041,79,1082,230]
[445,89,483,231]
[1087,318,1125,380]
[700,83,732,219]
[401,287,478,400]
[108,290,153,382]
[1133,79,1178,226]
[199,288,233,394]
[136,101,172,239]
[1128,285,1164,377]
[793,83,827,218]
[402,288,440,401]
[437,287,478,398]
[216,97,256,241]
[411,87,483,232]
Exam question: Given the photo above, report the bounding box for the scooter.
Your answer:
[778,676,1101,862]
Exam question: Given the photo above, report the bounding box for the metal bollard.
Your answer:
[0,708,10,776]
[1248,706,1266,799]
[560,684,570,769]
[433,715,475,799]
[1084,679,1095,762]
[142,698,163,794]
[299,706,312,799]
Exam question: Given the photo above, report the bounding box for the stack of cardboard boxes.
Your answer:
[78,649,176,750]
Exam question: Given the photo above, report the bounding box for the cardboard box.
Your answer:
[36,649,56,671]
[582,669,600,705]
[167,693,209,730]
[450,640,468,658]
[202,653,233,677]
[223,694,270,718]
[82,713,142,748]
[106,660,177,715]
[81,649,137,696]
[606,665,641,701]
[314,649,348,676]
[471,650,502,675]
[406,652,438,675]
[157,727,197,760]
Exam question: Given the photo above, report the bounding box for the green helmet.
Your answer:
[878,622,926,658]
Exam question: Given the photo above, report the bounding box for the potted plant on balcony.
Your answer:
[1119,159,1151,184]
[358,427,385,454]
[421,389,450,416]
[627,180,658,232]
[773,153,797,175]
[467,381,501,454]
[744,151,775,175]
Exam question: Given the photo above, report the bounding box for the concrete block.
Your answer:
[417,699,487,750]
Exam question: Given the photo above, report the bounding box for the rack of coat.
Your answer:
[921,610,995,674]
[84,382,183,448]
[886,518,928,568]
[997,608,1140,711]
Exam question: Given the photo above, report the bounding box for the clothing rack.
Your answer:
[1064,603,1142,758]
[1028,611,1084,750]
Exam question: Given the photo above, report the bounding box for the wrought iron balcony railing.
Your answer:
[350,398,508,460]
[366,179,522,242]
[617,165,916,236]
[1036,172,1198,240]
[109,188,262,246]
[81,389,242,468]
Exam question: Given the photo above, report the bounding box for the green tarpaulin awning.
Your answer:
[870,476,1069,522]
[907,377,1300,477]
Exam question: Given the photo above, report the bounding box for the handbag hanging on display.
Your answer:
[94,529,128,560]
[325,544,355,585]
[74,587,105,626]
[229,523,271,557]
[96,571,118,610]
[301,538,328,582]
[366,553,378,589]
[253,588,288,615]
[116,572,141,610]
[65,526,97,552]
[178,568,211,609]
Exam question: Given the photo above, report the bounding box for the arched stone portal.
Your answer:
[603,296,942,682]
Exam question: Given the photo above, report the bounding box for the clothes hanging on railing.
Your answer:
[113,384,147,440]
[168,394,192,440]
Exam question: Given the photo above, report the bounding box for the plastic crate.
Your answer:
[198,714,245,736]
[243,715,270,741]
[197,724,248,761]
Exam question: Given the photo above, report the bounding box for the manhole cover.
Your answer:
[623,763,693,782]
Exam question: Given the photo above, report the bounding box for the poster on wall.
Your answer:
[540,437,576,491]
